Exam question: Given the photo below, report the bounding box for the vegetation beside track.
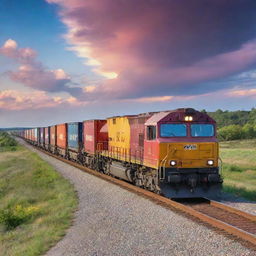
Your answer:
[0,132,18,152]
[220,139,256,201]
[0,135,78,256]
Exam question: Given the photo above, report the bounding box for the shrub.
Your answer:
[0,132,17,147]
[218,125,242,141]
[227,165,243,172]
[0,204,39,230]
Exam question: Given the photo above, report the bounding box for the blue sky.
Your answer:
[0,0,256,127]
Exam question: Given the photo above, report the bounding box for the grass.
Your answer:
[0,135,78,256]
[220,139,256,201]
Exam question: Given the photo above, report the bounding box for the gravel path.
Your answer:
[18,139,255,256]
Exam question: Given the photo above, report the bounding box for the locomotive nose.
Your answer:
[159,142,218,169]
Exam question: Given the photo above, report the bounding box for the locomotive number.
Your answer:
[184,144,197,150]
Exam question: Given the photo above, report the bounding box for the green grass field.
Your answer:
[220,139,256,201]
[0,133,78,256]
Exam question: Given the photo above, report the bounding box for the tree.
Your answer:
[218,125,242,141]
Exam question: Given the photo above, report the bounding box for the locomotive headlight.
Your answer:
[185,116,193,121]
[207,160,214,166]
[170,160,177,166]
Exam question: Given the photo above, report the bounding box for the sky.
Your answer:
[1,0,256,128]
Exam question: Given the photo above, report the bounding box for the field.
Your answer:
[220,139,256,201]
[0,133,78,256]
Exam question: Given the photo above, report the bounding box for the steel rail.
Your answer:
[205,198,256,222]
[24,141,256,248]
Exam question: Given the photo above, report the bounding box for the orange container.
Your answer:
[50,125,56,146]
[56,123,67,149]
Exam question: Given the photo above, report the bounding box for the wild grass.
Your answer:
[0,132,18,152]
[220,139,256,201]
[0,141,78,256]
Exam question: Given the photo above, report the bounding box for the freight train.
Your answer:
[18,108,222,198]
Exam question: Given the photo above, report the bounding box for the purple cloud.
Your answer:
[47,0,256,100]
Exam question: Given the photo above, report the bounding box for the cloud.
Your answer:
[227,88,256,98]
[47,0,256,100]
[0,39,83,97]
[0,90,87,111]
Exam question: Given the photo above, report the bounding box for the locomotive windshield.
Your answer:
[160,124,187,137]
[191,124,214,137]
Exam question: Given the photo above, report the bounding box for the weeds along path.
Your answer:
[0,138,77,256]
[17,139,255,256]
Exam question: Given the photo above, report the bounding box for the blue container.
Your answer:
[67,122,83,151]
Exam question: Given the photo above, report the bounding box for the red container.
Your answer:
[56,123,67,149]
[83,120,108,154]
[44,127,49,145]
[50,125,56,146]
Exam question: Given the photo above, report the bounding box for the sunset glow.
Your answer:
[0,0,256,127]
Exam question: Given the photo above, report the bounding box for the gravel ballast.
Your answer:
[18,140,255,256]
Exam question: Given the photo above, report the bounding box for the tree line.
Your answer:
[206,108,256,141]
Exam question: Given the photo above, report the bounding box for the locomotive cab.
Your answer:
[144,108,222,198]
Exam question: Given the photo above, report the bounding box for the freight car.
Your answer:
[19,108,222,198]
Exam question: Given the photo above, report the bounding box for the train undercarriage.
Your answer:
[80,152,223,198]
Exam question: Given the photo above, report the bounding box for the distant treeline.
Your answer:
[207,108,256,141]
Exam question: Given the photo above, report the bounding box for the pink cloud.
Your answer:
[227,88,256,98]
[0,39,83,97]
[0,90,88,111]
[47,0,256,100]
[0,39,36,63]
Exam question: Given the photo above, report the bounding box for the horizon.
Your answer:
[1,107,255,129]
[1,0,256,128]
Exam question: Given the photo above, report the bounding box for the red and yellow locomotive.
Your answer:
[99,108,222,198]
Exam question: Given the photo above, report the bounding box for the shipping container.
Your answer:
[67,122,83,152]
[50,125,57,152]
[37,128,40,145]
[83,120,108,154]
[29,129,32,140]
[31,128,38,143]
[56,123,67,149]
[44,127,50,145]
[39,127,45,147]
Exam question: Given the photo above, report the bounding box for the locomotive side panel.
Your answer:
[129,115,152,164]
[107,116,132,160]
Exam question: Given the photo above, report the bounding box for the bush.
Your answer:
[0,132,17,147]
[226,165,243,172]
[0,204,39,230]
[218,125,242,141]
[241,123,256,139]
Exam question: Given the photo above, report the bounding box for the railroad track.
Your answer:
[26,141,256,250]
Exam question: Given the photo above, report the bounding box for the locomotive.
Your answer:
[20,108,222,198]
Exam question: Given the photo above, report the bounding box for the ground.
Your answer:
[0,138,77,256]
[220,139,256,201]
